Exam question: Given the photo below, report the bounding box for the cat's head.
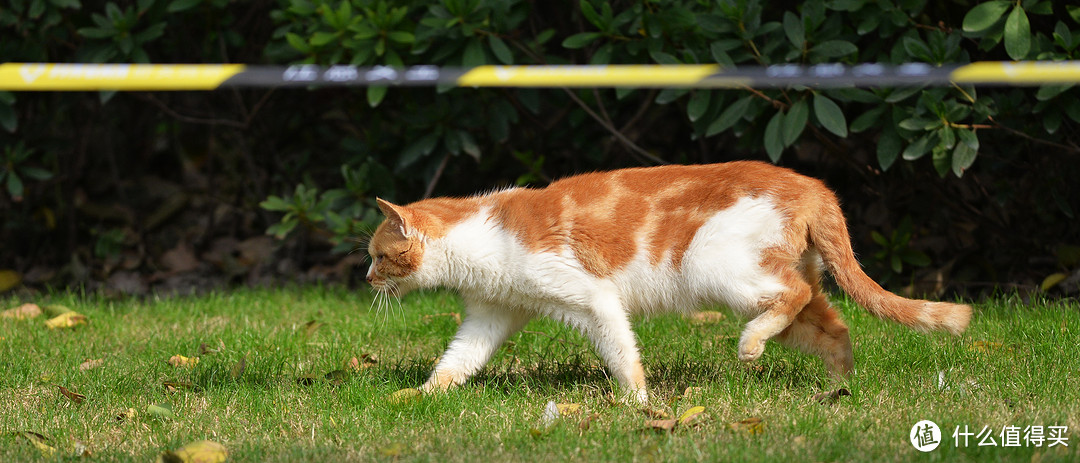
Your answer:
[366,198,427,293]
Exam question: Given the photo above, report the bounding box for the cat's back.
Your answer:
[483,161,822,279]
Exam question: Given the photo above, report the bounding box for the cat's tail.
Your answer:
[809,197,971,335]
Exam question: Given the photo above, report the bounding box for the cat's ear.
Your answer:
[376,198,413,236]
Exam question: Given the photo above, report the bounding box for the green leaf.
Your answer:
[902,135,931,161]
[398,133,439,169]
[877,127,901,170]
[1004,6,1031,60]
[649,51,680,64]
[462,39,486,67]
[809,40,857,58]
[77,27,114,39]
[962,1,1011,32]
[460,131,480,161]
[285,32,310,53]
[952,141,977,177]
[850,105,886,133]
[562,32,601,49]
[932,144,950,177]
[167,0,201,13]
[259,195,290,212]
[783,12,805,48]
[782,100,808,147]
[902,36,932,60]
[764,111,785,162]
[0,102,15,132]
[19,167,52,181]
[1069,6,1080,24]
[706,95,752,136]
[898,117,939,131]
[488,35,513,64]
[146,402,175,420]
[29,0,45,18]
[6,171,23,199]
[367,86,387,108]
[687,91,711,123]
[310,31,338,46]
[387,31,415,44]
[813,94,847,137]
[956,128,979,150]
[580,0,603,29]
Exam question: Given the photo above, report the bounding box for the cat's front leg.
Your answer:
[421,302,532,393]
[579,293,649,405]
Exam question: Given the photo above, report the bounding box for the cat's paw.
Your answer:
[737,337,766,362]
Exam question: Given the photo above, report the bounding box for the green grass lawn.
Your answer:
[1,286,1078,462]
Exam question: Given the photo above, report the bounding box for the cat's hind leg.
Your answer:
[775,294,854,377]
[422,302,533,393]
[737,268,812,363]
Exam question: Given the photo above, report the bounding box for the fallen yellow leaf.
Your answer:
[1,303,42,320]
[0,269,21,292]
[1041,272,1068,292]
[168,355,200,368]
[17,431,56,456]
[44,311,88,329]
[555,403,582,415]
[387,388,421,405]
[677,406,705,426]
[157,440,228,463]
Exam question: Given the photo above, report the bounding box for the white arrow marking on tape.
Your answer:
[20,64,47,83]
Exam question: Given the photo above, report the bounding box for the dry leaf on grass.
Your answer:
[689,311,726,324]
[78,358,104,371]
[324,369,350,385]
[230,356,246,380]
[16,431,56,456]
[157,440,228,463]
[115,408,137,423]
[57,385,86,404]
[640,406,671,420]
[728,417,765,435]
[296,374,320,386]
[163,380,199,392]
[45,311,87,329]
[1,303,42,320]
[969,340,1009,353]
[644,419,678,431]
[346,353,378,371]
[421,312,462,325]
[168,355,200,369]
[302,320,323,337]
[578,413,601,431]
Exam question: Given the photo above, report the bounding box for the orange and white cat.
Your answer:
[365,161,971,403]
